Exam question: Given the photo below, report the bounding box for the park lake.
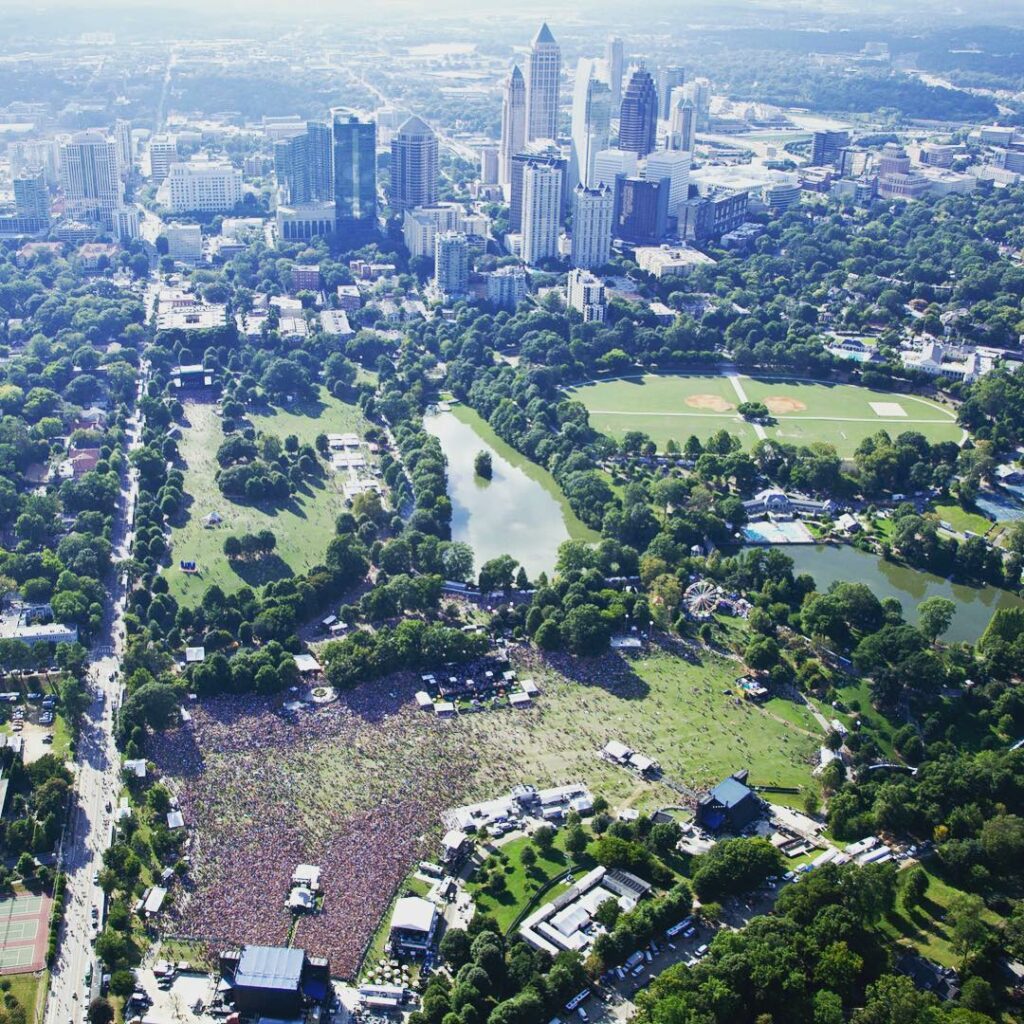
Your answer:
[425,407,598,578]
[784,543,1024,643]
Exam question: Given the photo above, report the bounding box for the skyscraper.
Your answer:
[510,146,567,233]
[657,67,685,121]
[571,182,613,270]
[682,78,711,129]
[614,176,668,244]
[810,130,851,167]
[619,66,659,157]
[479,145,499,185]
[499,65,527,186]
[390,115,439,213]
[60,131,122,228]
[114,119,133,177]
[646,149,691,219]
[434,231,469,299]
[521,161,562,266]
[526,23,561,142]
[593,148,638,190]
[570,59,612,189]
[275,121,333,205]
[669,92,696,152]
[14,170,50,223]
[333,111,378,242]
[148,135,178,183]
[605,36,624,112]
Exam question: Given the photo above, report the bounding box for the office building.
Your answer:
[274,121,333,205]
[485,265,528,309]
[333,111,377,242]
[570,59,612,189]
[114,119,133,176]
[526,23,561,142]
[434,231,469,299]
[593,148,638,192]
[635,244,716,279]
[657,66,685,121]
[521,161,562,265]
[571,182,613,270]
[646,149,691,218]
[276,201,336,242]
[606,37,624,111]
[619,66,659,157]
[167,158,242,213]
[878,143,911,176]
[60,131,122,229]
[499,65,527,186]
[682,78,711,129]
[566,268,606,322]
[148,134,178,183]
[678,188,748,242]
[810,130,851,167]
[163,222,203,263]
[510,147,568,233]
[14,170,50,223]
[479,145,499,184]
[763,177,802,213]
[390,116,439,213]
[115,205,140,243]
[403,203,462,258]
[614,176,668,244]
[669,92,696,152]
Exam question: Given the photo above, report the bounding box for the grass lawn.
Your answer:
[468,831,578,932]
[880,866,1004,968]
[4,970,48,1024]
[571,374,963,458]
[765,696,823,734]
[166,389,372,605]
[157,937,214,971]
[448,405,599,544]
[831,678,896,759]
[929,503,993,537]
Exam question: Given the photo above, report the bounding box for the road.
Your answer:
[44,369,146,1024]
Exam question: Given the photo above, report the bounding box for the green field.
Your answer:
[166,388,372,604]
[571,374,963,458]
[930,503,993,537]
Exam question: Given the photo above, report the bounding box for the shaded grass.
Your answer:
[929,503,993,537]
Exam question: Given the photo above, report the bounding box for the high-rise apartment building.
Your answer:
[510,146,568,233]
[402,203,463,258]
[669,92,697,152]
[605,37,624,111]
[619,66,659,157]
[521,161,562,265]
[114,119,133,176]
[434,231,469,299]
[166,157,242,213]
[60,131,122,228]
[566,268,606,322]
[148,135,178,184]
[479,145,499,185]
[274,121,333,204]
[390,116,439,213]
[614,176,669,244]
[645,149,691,218]
[571,182,613,270]
[333,111,378,241]
[14,170,50,223]
[526,23,561,142]
[485,265,528,310]
[657,66,685,121]
[499,65,527,186]
[570,59,612,189]
[810,130,851,167]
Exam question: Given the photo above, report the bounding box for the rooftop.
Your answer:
[235,945,305,992]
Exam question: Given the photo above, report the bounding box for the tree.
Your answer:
[565,825,588,858]
[946,892,988,968]
[533,826,556,853]
[520,846,536,870]
[562,604,611,656]
[88,999,115,1024]
[900,866,928,909]
[917,596,955,642]
[439,928,472,971]
[441,542,474,583]
[473,451,492,480]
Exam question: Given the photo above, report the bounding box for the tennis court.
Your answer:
[0,891,50,975]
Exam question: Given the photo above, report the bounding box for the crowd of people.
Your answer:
[146,673,481,977]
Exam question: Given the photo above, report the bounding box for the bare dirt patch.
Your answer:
[764,396,808,415]
[685,394,734,412]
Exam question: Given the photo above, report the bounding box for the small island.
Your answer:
[474,450,493,480]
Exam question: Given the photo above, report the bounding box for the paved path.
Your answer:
[724,372,766,440]
[45,366,146,1024]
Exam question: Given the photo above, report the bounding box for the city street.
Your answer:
[44,376,145,1024]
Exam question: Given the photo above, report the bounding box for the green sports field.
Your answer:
[571,374,963,457]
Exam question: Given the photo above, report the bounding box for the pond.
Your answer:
[782,543,1024,644]
[425,409,596,578]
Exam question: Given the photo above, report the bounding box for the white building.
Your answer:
[60,131,122,229]
[276,200,336,242]
[521,162,562,266]
[566,268,606,322]
[645,149,691,218]
[593,147,638,190]
[434,230,469,299]
[570,58,612,189]
[485,265,528,309]
[526,23,561,142]
[634,244,716,279]
[167,157,242,213]
[114,205,141,243]
[571,182,613,270]
[762,176,801,213]
[403,203,463,258]
[148,135,178,183]
[163,222,203,263]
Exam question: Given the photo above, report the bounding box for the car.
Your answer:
[42,734,53,744]
[577,1009,588,1022]
[615,967,625,981]
[92,870,99,884]
[696,944,709,957]
[631,965,645,977]
[650,940,661,954]
[644,951,653,963]
[667,942,676,951]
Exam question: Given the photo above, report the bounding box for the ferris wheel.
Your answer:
[684,579,718,619]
